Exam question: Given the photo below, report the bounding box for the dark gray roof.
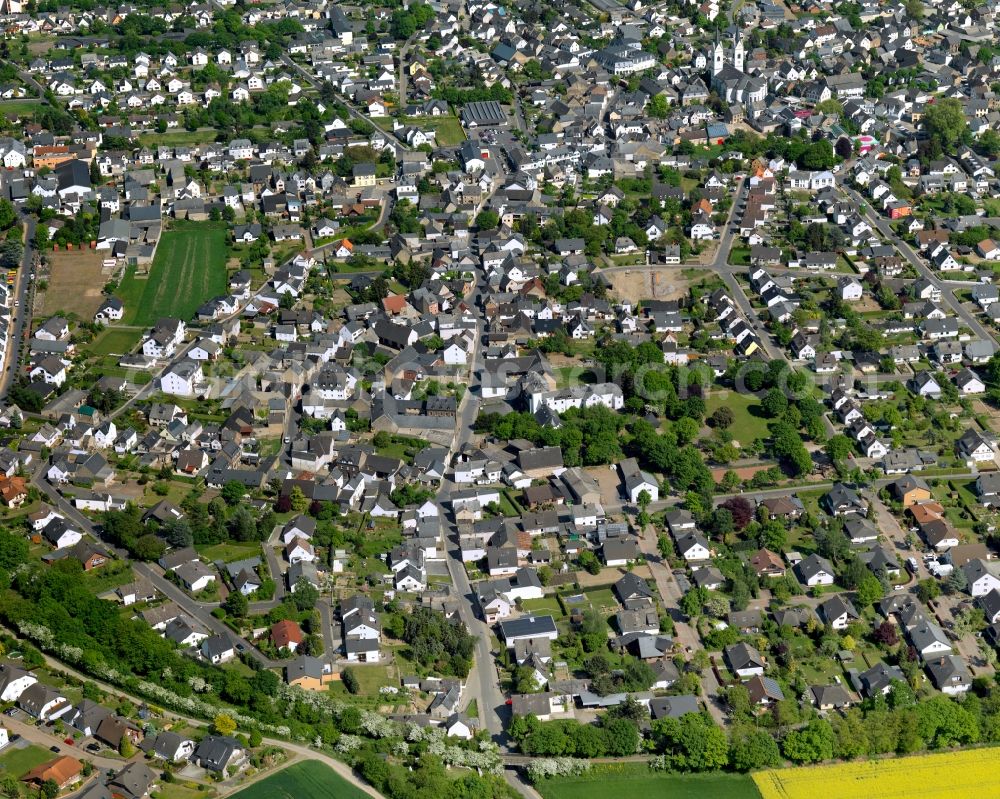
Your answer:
[649,695,699,719]
[499,614,557,641]
[193,735,241,772]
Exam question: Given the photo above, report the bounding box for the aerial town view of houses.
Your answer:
[6,0,1000,798]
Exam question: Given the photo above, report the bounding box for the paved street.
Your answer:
[32,469,284,668]
[279,53,411,153]
[0,217,36,397]
[432,275,511,741]
[2,713,126,771]
[868,494,928,581]
[843,185,999,348]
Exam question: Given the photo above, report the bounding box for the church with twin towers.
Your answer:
[707,32,766,107]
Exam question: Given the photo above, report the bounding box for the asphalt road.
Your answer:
[2,713,127,771]
[278,54,411,153]
[843,185,999,348]
[432,276,510,741]
[33,469,283,668]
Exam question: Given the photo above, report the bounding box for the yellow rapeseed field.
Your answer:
[753,748,1000,799]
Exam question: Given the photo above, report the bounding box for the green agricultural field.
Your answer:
[230,761,371,799]
[537,764,759,799]
[118,222,228,326]
[704,391,771,446]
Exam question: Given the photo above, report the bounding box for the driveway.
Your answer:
[2,715,127,771]
[637,525,727,726]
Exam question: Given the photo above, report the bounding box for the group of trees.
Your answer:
[102,490,277,563]
[786,219,846,252]
[389,3,436,38]
[720,128,841,171]
[178,89,326,141]
[432,83,513,107]
[475,405,624,468]
[513,675,1000,775]
[183,11,303,59]
[510,713,641,758]
[357,752,513,799]
[512,708,767,772]
[584,653,657,697]
[922,98,970,160]
[397,607,475,677]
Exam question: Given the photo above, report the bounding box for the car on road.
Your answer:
[64,738,74,746]
[50,745,60,753]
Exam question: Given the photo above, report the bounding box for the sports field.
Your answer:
[230,760,372,799]
[537,764,759,799]
[118,222,228,326]
[753,747,1000,799]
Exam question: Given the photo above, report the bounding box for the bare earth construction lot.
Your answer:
[39,247,110,320]
[604,267,709,305]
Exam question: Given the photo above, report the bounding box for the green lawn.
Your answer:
[521,596,564,617]
[230,761,370,799]
[0,100,44,119]
[137,128,224,148]
[497,491,520,517]
[0,745,54,778]
[87,328,143,357]
[583,587,617,612]
[197,542,262,563]
[328,663,396,703]
[537,765,759,799]
[118,222,228,326]
[729,246,750,266]
[402,115,466,146]
[704,391,771,445]
[152,782,216,799]
[375,435,430,465]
